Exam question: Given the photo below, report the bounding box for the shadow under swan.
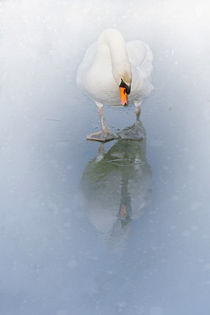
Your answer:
[80,121,152,247]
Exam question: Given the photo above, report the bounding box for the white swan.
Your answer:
[77,29,153,141]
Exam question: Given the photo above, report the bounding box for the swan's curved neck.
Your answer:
[96,29,132,86]
[98,29,129,67]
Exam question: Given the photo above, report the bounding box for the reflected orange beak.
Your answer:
[120,87,128,106]
[120,205,127,219]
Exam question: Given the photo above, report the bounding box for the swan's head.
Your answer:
[112,63,132,106]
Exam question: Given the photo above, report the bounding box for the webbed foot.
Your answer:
[117,121,145,140]
[87,129,117,142]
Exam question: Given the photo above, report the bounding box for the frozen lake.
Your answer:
[0,1,210,314]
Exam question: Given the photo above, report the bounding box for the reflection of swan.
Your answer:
[80,121,152,245]
[77,29,153,141]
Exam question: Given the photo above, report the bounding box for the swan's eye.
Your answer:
[119,79,131,95]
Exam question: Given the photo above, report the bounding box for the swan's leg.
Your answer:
[95,143,104,162]
[97,102,110,134]
[86,102,116,142]
[134,101,142,121]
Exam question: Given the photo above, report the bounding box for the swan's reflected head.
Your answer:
[120,205,127,219]
[119,204,131,227]
[119,79,131,106]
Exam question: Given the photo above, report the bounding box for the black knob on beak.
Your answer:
[119,79,131,95]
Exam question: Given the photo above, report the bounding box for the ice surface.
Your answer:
[0,0,210,314]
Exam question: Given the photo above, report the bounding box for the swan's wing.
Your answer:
[127,40,153,79]
[76,42,97,87]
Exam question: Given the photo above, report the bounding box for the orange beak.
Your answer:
[120,87,128,106]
